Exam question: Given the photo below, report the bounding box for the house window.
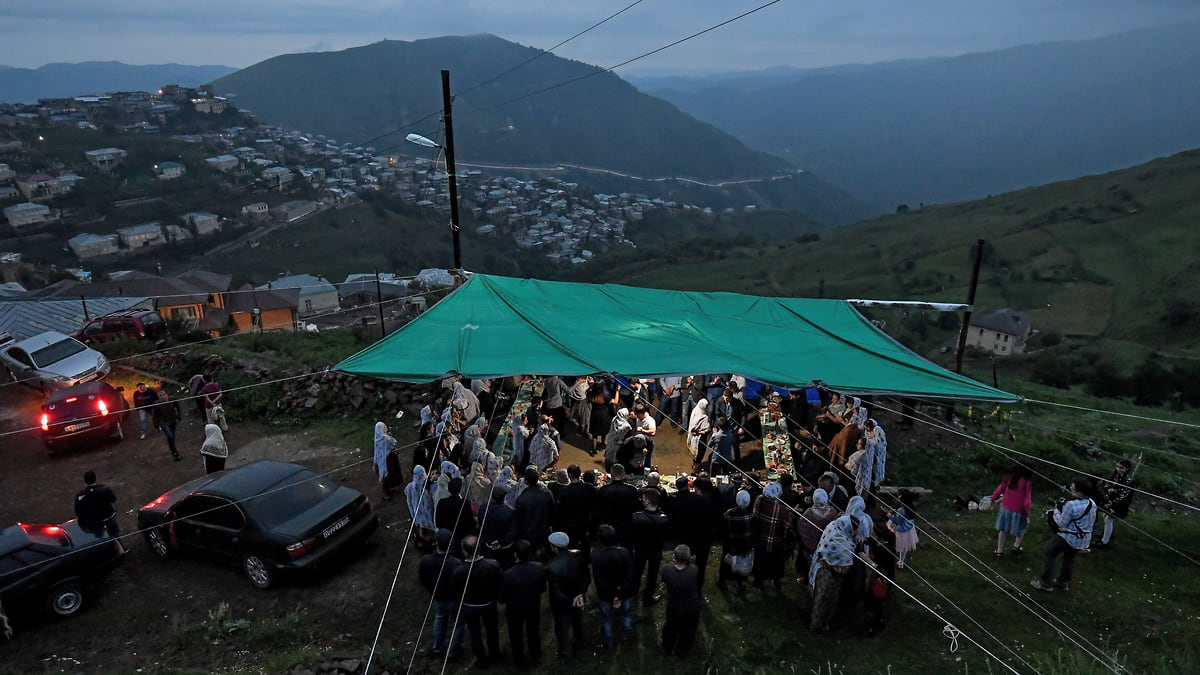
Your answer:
[1002,345,1008,352]
[304,299,313,312]
[1003,334,1009,342]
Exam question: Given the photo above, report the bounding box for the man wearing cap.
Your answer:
[452,535,503,668]
[418,529,465,657]
[546,531,589,659]
[500,539,547,666]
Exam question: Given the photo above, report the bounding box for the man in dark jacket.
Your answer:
[132,382,156,440]
[668,476,721,589]
[515,467,556,557]
[435,477,477,553]
[74,471,118,535]
[499,539,546,666]
[452,535,504,669]
[661,544,702,656]
[418,529,464,656]
[478,487,518,567]
[591,524,635,646]
[556,464,597,554]
[595,464,641,545]
[630,488,669,605]
[545,531,589,659]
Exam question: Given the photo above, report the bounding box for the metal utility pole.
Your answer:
[441,69,462,270]
[954,238,986,373]
[374,269,386,338]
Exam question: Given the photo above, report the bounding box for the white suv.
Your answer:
[0,331,110,393]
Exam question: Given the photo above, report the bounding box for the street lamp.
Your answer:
[406,70,462,270]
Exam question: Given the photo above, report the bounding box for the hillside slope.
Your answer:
[642,23,1200,214]
[0,62,236,103]
[573,148,1200,353]
[210,35,867,224]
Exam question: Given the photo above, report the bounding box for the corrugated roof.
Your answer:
[0,297,150,340]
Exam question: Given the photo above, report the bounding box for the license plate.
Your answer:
[64,422,91,432]
[322,516,350,538]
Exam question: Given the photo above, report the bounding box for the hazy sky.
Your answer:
[2,1,1198,74]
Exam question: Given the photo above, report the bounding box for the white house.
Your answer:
[967,308,1033,356]
[0,163,14,181]
[83,147,127,171]
[3,202,51,229]
[154,161,186,180]
[262,166,293,187]
[204,154,239,172]
[117,222,167,249]
[183,212,221,235]
[68,233,120,259]
[241,202,269,222]
[259,274,339,316]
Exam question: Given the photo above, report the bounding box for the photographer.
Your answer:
[1031,476,1097,592]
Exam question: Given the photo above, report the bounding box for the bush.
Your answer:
[1031,351,1072,389]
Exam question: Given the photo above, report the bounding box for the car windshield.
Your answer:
[141,313,163,326]
[243,470,338,530]
[31,338,87,366]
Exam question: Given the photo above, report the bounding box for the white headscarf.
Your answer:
[812,488,829,505]
[867,419,887,486]
[201,423,228,458]
[373,421,394,477]
[686,399,711,456]
[528,424,559,473]
[405,465,435,531]
[452,381,481,422]
[606,407,631,462]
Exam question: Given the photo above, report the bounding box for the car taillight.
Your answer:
[65,397,77,403]
[353,499,371,518]
[41,413,49,431]
[142,494,170,510]
[98,399,109,416]
[286,537,317,559]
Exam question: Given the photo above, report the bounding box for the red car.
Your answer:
[40,381,129,455]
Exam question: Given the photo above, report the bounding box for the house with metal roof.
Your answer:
[966,308,1032,356]
[258,274,338,316]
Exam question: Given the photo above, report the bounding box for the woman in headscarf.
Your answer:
[463,416,488,458]
[466,459,494,511]
[687,398,712,471]
[846,397,869,428]
[405,465,437,548]
[510,409,533,470]
[494,466,519,505]
[796,488,841,581]
[865,419,887,489]
[809,495,871,632]
[527,423,560,474]
[433,460,460,507]
[605,407,631,471]
[847,436,876,497]
[200,423,228,474]
[451,380,481,421]
[718,489,755,593]
[373,421,403,500]
[751,481,796,590]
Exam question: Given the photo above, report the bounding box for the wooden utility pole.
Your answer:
[955,238,986,374]
[374,269,386,338]
[441,69,462,271]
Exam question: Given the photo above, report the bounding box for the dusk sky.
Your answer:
[2,1,1199,74]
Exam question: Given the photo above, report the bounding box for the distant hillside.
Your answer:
[641,23,1200,214]
[571,148,1200,355]
[210,35,868,224]
[0,61,237,103]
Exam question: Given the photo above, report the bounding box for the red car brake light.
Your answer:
[98,399,109,416]
[65,397,77,403]
[40,413,49,431]
[143,493,170,510]
[286,537,317,559]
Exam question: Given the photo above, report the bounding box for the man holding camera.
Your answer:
[1031,476,1097,592]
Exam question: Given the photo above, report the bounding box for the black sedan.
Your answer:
[137,460,378,589]
[0,521,127,623]
[40,380,129,454]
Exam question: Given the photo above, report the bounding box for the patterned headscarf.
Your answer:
[812,488,829,505]
[736,490,751,507]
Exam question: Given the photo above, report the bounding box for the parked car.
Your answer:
[0,331,109,393]
[40,380,129,454]
[0,520,126,622]
[75,309,168,344]
[138,460,379,589]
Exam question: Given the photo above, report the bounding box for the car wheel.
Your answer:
[145,527,172,559]
[242,552,275,589]
[46,582,85,618]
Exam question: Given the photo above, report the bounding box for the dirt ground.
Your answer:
[0,376,715,674]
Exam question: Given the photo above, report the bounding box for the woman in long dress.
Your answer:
[864,419,887,489]
[605,407,631,471]
[527,424,560,473]
[200,424,228,474]
[373,421,403,500]
[406,465,437,548]
[687,398,712,470]
[809,496,872,632]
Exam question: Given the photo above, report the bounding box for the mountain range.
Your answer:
[636,22,1200,214]
[208,35,868,224]
[0,61,236,103]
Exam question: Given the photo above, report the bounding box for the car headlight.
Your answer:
[97,355,108,369]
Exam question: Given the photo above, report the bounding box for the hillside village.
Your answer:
[0,85,725,276]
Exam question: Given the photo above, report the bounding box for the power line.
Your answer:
[1026,398,1200,430]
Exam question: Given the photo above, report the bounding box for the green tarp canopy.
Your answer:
[335,273,1019,402]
